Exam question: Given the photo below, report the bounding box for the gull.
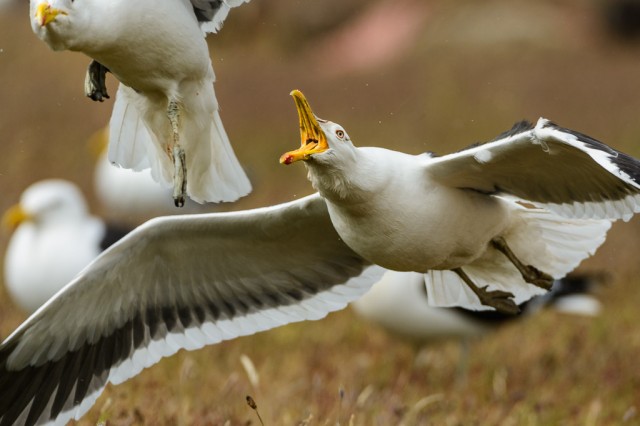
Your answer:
[352,270,604,381]
[29,0,253,206]
[279,90,639,313]
[89,127,217,225]
[352,271,604,346]
[2,180,128,313]
[1,90,640,425]
[0,193,385,426]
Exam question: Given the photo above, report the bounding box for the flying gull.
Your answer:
[279,90,635,312]
[29,0,252,206]
[1,90,640,425]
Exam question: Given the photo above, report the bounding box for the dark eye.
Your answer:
[335,130,345,139]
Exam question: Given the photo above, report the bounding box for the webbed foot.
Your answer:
[453,268,520,315]
[85,60,110,102]
[491,236,554,290]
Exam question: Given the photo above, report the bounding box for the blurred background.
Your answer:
[2,0,640,424]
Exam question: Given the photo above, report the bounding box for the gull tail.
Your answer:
[424,203,612,311]
[107,84,252,204]
[184,106,252,204]
[108,85,172,184]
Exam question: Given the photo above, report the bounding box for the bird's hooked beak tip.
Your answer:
[35,3,67,27]
[280,90,329,165]
[2,204,30,232]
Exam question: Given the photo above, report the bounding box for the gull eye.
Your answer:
[335,130,345,139]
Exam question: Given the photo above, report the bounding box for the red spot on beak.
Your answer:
[283,155,293,165]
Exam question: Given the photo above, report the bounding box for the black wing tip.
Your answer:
[543,120,640,185]
[453,120,534,154]
[489,119,535,142]
[193,0,224,22]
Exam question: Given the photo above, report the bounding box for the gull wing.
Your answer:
[0,193,384,426]
[425,118,640,220]
[191,0,252,34]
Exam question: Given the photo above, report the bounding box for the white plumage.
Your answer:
[2,90,640,425]
[352,271,603,345]
[280,91,626,313]
[0,193,385,426]
[90,127,216,224]
[3,180,105,313]
[29,0,252,205]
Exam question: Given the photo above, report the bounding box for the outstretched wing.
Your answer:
[0,193,384,426]
[191,0,251,33]
[425,118,640,221]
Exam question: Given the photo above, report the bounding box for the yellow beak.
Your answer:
[280,90,329,165]
[35,3,67,27]
[2,204,31,231]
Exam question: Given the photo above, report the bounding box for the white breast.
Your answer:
[323,149,510,272]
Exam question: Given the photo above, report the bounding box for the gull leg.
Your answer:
[84,60,110,102]
[168,100,186,207]
[173,146,186,207]
[452,268,519,315]
[491,236,554,290]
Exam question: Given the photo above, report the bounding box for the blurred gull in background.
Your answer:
[29,0,252,206]
[352,270,604,347]
[2,180,128,314]
[352,270,604,381]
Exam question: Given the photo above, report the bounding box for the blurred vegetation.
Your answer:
[1,0,640,424]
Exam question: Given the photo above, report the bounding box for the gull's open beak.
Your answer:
[280,90,329,165]
[2,204,31,232]
[35,3,67,27]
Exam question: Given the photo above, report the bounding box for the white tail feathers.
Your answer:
[107,84,251,204]
[108,85,159,173]
[185,108,252,203]
[425,203,612,311]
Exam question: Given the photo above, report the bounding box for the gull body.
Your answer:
[2,91,640,425]
[30,0,209,90]
[3,180,105,313]
[29,0,252,204]
[316,146,509,271]
[281,90,638,311]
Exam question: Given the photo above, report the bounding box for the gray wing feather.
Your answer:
[426,118,640,220]
[191,0,251,33]
[0,193,382,426]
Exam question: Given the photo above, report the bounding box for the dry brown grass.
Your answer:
[2,0,640,424]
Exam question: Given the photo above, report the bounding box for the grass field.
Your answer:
[1,1,640,424]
